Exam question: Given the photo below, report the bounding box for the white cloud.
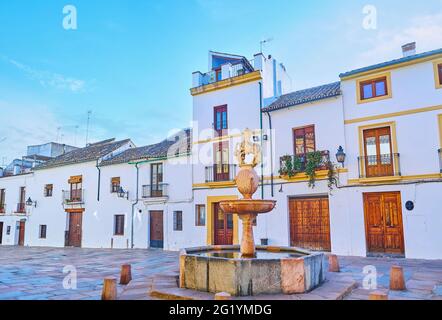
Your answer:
[0,100,64,164]
[358,13,442,64]
[5,58,86,93]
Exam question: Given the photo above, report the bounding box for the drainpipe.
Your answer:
[130,162,140,249]
[96,159,101,202]
[265,111,274,197]
[259,82,264,200]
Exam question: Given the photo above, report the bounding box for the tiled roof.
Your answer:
[33,139,132,170]
[340,48,442,78]
[262,82,341,112]
[100,129,192,166]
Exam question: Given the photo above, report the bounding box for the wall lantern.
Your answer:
[335,146,346,168]
[26,197,37,208]
[118,187,129,200]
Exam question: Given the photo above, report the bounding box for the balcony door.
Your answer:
[214,142,230,182]
[363,127,393,178]
[150,163,163,197]
[293,126,315,167]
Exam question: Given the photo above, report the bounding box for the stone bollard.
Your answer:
[214,292,232,300]
[328,254,340,273]
[390,266,406,291]
[101,277,117,300]
[369,291,388,300]
[120,264,132,285]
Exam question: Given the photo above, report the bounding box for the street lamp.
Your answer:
[118,187,129,200]
[26,197,37,208]
[335,146,346,168]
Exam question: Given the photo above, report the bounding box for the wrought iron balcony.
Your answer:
[357,153,401,179]
[62,189,84,205]
[205,164,237,183]
[142,183,168,199]
[439,149,442,173]
[16,202,26,214]
[0,204,5,214]
[279,151,330,176]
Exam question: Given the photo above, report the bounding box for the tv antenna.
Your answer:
[85,110,92,146]
[260,37,274,54]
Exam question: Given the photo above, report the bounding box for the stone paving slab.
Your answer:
[1,246,441,300]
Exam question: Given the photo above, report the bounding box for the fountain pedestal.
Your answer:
[179,129,326,296]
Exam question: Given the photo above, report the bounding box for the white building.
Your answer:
[1,45,442,260]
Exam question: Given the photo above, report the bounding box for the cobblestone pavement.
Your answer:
[0,247,441,300]
[0,246,178,300]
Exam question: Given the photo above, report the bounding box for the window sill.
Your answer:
[357,93,392,104]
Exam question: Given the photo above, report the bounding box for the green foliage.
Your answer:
[279,151,338,192]
[279,155,302,178]
[325,160,338,192]
[305,151,323,188]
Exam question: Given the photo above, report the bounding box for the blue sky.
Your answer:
[1,0,442,163]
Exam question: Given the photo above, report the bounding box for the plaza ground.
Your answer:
[0,247,441,300]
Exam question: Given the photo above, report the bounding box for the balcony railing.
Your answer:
[16,202,26,214]
[439,149,442,173]
[205,164,237,183]
[198,61,255,87]
[279,151,330,176]
[142,183,168,199]
[358,153,401,179]
[63,189,84,205]
[0,204,5,214]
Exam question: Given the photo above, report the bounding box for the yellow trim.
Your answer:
[439,114,442,148]
[193,129,261,145]
[341,53,442,81]
[191,71,262,96]
[433,59,442,89]
[356,72,392,104]
[348,173,442,185]
[206,195,239,246]
[358,121,399,178]
[345,104,442,124]
[193,181,236,189]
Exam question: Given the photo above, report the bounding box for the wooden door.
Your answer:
[67,212,83,247]
[150,211,164,248]
[363,192,405,255]
[363,127,393,178]
[0,222,3,244]
[289,197,331,251]
[18,221,25,246]
[213,203,233,245]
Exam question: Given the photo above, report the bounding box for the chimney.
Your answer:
[402,42,416,57]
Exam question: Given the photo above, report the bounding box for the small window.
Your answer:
[173,211,183,231]
[195,205,206,226]
[39,225,47,239]
[111,177,120,193]
[114,215,125,236]
[44,184,53,197]
[438,63,442,85]
[360,77,388,100]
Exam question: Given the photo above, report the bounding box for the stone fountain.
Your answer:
[180,129,326,296]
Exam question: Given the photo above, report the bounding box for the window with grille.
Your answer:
[173,211,183,231]
[195,205,206,226]
[39,225,47,239]
[114,215,125,236]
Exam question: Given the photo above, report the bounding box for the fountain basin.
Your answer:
[179,245,326,296]
[219,199,276,215]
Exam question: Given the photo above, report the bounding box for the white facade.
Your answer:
[1,49,442,260]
